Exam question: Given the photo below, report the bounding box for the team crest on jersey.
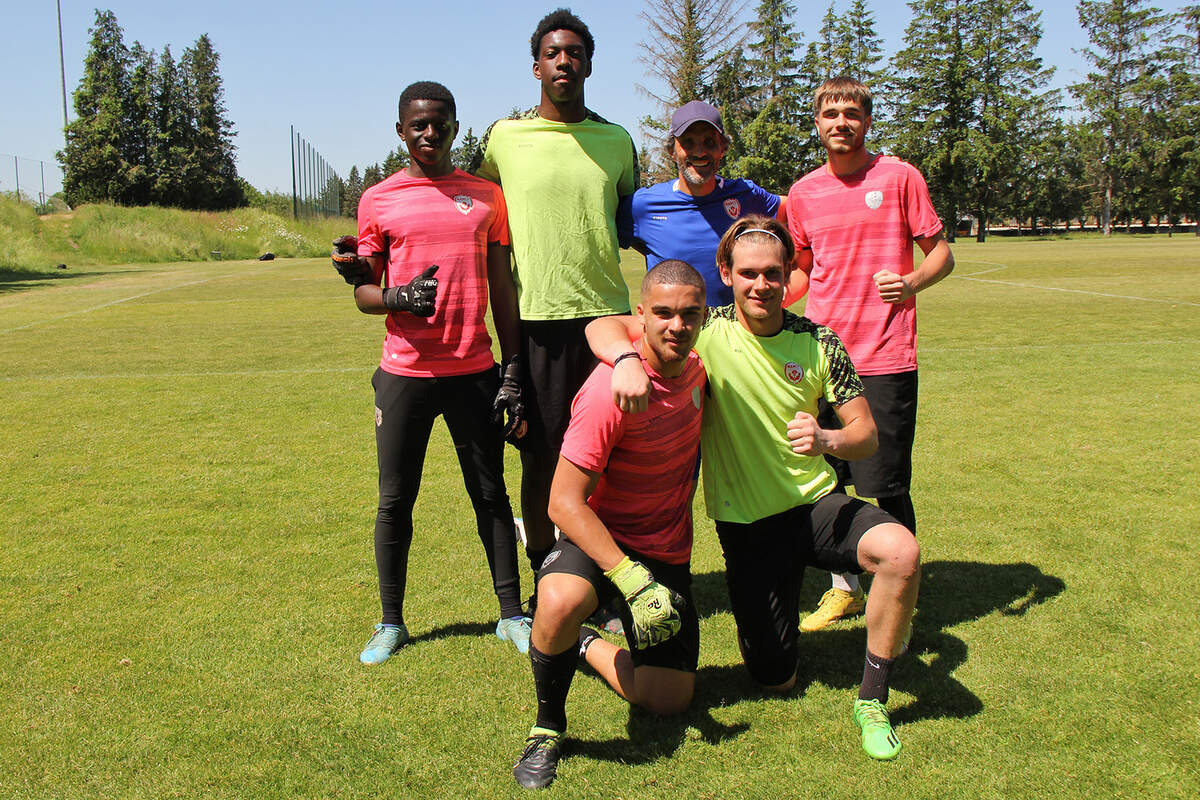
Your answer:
[864,190,883,210]
[784,362,804,383]
[723,198,741,219]
[453,195,473,215]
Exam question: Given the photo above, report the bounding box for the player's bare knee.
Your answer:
[534,578,592,633]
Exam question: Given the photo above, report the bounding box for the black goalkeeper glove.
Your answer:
[492,356,527,442]
[331,235,375,287]
[381,265,439,316]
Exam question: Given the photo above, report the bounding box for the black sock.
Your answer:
[877,493,917,536]
[859,649,895,704]
[530,642,578,733]
[578,626,602,658]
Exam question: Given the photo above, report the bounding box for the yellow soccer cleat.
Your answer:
[800,587,866,632]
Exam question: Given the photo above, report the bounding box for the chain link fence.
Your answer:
[0,153,65,210]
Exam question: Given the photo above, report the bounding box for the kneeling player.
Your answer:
[588,216,919,761]
[512,262,707,790]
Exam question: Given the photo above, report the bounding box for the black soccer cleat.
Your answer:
[513,728,562,789]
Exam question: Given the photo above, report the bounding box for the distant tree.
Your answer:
[343,165,363,219]
[180,34,242,209]
[381,146,410,177]
[451,127,481,172]
[59,10,134,206]
[362,163,384,193]
[1158,5,1200,233]
[889,0,979,240]
[1071,0,1171,234]
[124,43,157,205]
[151,46,190,207]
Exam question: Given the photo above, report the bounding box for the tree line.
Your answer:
[58,10,242,210]
[638,0,1199,239]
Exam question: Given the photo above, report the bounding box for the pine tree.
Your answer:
[180,34,242,210]
[343,165,363,219]
[889,0,979,240]
[124,43,157,205]
[1071,0,1171,234]
[151,46,189,207]
[362,164,384,193]
[381,146,410,177]
[59,10,134,206]
[451,127,481,171]
[1158,5,1200,233]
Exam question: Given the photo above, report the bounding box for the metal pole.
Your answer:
[57,0,69,128]
[14,156,20,203]
[40,160,46,207]
[290,125,298,219]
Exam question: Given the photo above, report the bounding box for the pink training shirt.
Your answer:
[787,155,942,376]
[357,168,510,377]
[559,348,705,565]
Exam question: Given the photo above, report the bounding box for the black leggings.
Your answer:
[372,367,522,624]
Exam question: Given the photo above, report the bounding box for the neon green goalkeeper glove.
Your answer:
[604,556,683,649]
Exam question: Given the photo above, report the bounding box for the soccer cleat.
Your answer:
[512,727,562,789]
[853,698,902,760]
[496,616,533,655]
[800,587,866,632]
[359,623,409,665]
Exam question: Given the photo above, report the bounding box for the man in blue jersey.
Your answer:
[621,100,798,307]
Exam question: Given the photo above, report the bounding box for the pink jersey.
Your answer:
[559,348,705,565]
[787,155,942,375]
[357,169,510,377]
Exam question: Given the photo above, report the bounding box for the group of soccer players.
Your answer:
[329,7,954,790]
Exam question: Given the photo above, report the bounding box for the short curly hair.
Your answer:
[398,81,456,120]
[530,8,595,60]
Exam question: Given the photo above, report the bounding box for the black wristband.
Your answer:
[612,351,641,367]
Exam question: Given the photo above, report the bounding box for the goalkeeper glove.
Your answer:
[604,556,683,650]
[330,235,375,287]
[492,356,526,442]
[382,265,439,316]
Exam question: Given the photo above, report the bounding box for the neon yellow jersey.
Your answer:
[695,306,866,523]
[473,109,639,320]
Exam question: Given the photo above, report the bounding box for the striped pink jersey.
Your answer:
[787,155,942,376]
[357,169,510,377]
[559,348,705,565]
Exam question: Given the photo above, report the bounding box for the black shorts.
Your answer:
[537,535,699,673]
[716,493,897,686]
[517,318,602,455]
[818,370,918,498]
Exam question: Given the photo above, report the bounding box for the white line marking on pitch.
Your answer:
[0,266,280,334]
[1,366,366,383]
[955,275,1200,307]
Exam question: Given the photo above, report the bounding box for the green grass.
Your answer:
[0,194,350,273]
[1,237,1198,799]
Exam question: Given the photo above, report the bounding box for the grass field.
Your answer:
[2,236,1198,799]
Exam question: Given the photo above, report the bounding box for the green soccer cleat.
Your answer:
[853,698,902,760]
[359,623,409,665]
[496,616,533,655]
[513,727,562,789]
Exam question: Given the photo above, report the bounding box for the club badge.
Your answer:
[864,190,883,210]
[784,362,804,383]
[453,195,473,215]
[724,198,741,219]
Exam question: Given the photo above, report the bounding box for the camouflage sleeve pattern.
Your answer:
[469,108,539,176]
[781,311,864,406]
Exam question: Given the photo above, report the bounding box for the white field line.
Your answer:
[952,260,1200,307]
[1,366,366,383]
[0,265,280,335]
[923,338,1200,354]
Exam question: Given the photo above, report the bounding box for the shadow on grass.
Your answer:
[569,664,754,765]
[0,267,131,295]
[571,559,1064,764]
[407,619,494,644]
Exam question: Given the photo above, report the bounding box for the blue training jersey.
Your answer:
[620,177,780,306]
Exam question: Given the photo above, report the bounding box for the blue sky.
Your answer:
[0,0,1186,196]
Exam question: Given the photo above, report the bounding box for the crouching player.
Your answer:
[331,81,530,664]
[511,261,707,789]
[588,216,919,760]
